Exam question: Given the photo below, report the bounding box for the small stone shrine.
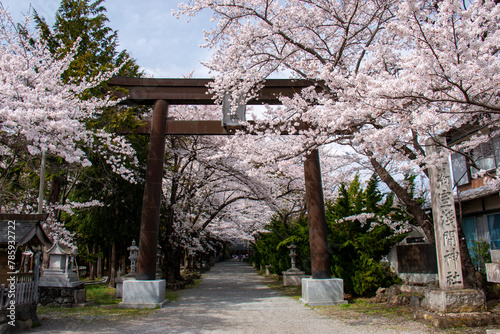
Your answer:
[282,244,307,286]
[423,138,485,313]
[38,242,86,306]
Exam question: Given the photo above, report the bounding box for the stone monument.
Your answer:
[282,244,307,286]
[423,138,485,313]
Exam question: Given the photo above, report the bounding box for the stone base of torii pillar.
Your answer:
[299,278,347,306]
[119,279,169,309]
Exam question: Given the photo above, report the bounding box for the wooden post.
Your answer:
[136,100,168,280]
[304,149,331,279]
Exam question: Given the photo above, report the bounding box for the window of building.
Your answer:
[471,139,499,178]
[488,213,500,250]
[451,153,469,186]
[450,136,500,186]
[462,216,477,262]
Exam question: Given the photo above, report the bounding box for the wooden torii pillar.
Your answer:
[109,77,330,281]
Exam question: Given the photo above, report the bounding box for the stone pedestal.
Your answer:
[423,289,486,313]
[39,268,82,288]
[119,279,169,309]
[282,269,308,286]
[299,278,347,306]
[38,285,85,307]
[0,303,39,332]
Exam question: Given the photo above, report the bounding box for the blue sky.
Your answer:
[1,0,214,78]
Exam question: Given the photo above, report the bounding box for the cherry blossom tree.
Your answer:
[357,0,500,176]
[0,8,118,166]
[0,4,139,256]
[176,0,500,287]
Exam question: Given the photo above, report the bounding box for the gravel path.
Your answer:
[29,260,443,334]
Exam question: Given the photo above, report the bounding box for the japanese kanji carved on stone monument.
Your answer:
[424,137,485,314]
[427,139,464,290]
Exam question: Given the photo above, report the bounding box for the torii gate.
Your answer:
[110,76,342,307]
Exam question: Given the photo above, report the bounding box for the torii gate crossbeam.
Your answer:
[109,76,331,280]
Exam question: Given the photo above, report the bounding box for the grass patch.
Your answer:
[165,290,181,302]
[85,284,120,305]
[320,298,411,318]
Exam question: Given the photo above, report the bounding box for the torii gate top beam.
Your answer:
[108,76,316,105]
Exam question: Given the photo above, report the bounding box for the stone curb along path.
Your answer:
[30,260,442,334]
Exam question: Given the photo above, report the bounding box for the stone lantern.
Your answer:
[282,243,307,286]
[288,243,298,270]
[117,240,140,298]
[127,239,139,276]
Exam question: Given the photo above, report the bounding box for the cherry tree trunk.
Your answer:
[369,157,435,244]
[160,246,184,288]
[88,245,96,280]
[97,246,103,278]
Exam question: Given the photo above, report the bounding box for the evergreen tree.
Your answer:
[250,174,416,296]
[34,0,140,83]
[327,174,411,296]
[251,213,310,275]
